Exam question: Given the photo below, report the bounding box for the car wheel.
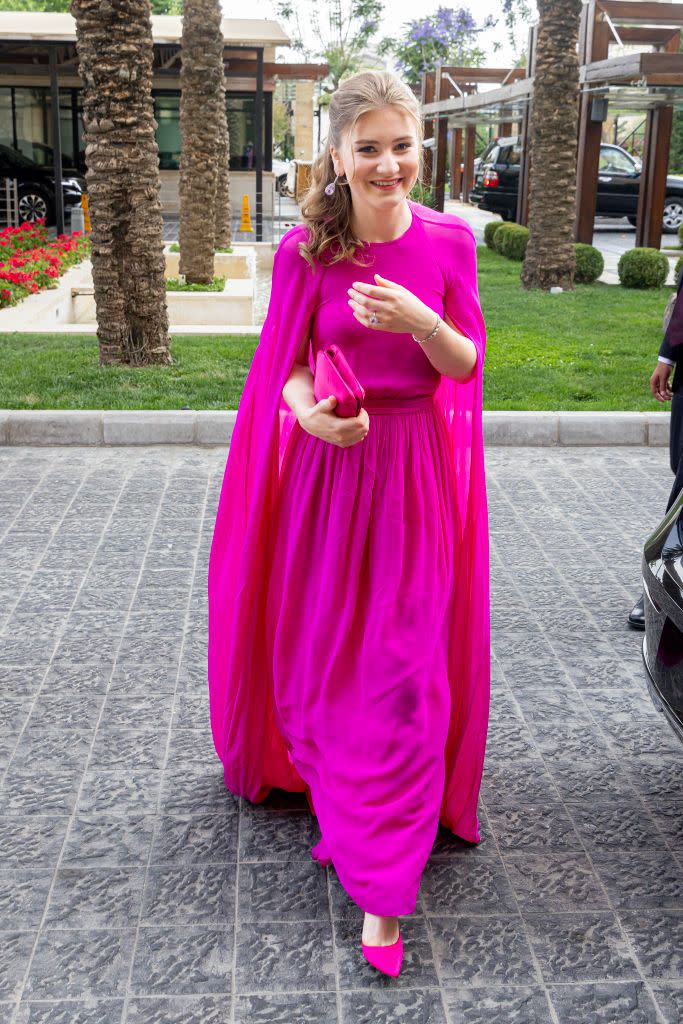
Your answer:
[627,215,638,227]
[662,197,683,233]
[500,208,513,222]
[18,189,52,225]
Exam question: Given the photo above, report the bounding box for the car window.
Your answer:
[484,145,500,166]
[599,147,637,175]
[500,144,521,166]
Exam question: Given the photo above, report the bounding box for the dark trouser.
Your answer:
[666,390,683,513]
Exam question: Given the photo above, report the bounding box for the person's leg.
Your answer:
[629,389,683,628]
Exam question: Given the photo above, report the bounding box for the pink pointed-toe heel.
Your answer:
[361,923,403,978]
[310,838,333,867]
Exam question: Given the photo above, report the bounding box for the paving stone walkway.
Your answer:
[0,444,682,1024]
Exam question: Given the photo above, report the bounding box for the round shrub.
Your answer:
[484,220,504,249]
[574,243,604,284]
[617,247,669,288]
[499,224,529,261]
[492,221,517,256]
[678,222,683,247]
[675,253,683,280]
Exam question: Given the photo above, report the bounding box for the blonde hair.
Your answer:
[298,70,424,271]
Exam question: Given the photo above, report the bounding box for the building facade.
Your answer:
[0,12,290,220]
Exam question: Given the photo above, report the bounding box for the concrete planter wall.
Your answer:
[163,244,255,281]
[0,255,255,329]
[71,278,253,326]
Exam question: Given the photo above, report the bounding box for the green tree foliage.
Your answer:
[275,0,384,96]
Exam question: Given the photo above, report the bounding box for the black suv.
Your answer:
[642,486,683,744]
[0,143,87,227]
[469,136,683,233]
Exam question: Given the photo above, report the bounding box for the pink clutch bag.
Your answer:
[313,344,366,417]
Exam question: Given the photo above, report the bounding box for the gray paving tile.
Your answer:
[429,914,536,988]
[652,982,683,1024]
[505,852,610,914]
[443,986,553,1022]
[124,995,230,1024]
[618,910,683,980]
[234,920,335,992]
[129,926,233,996]
[342,988,445,1023]
[24,928,136,999]
[140,865,236,925]
[43,867,145,929]
[524,911,641,984]
[547,981,660,1024]
[15,1000,126,1024]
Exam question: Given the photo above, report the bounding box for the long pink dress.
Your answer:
[207,200,490,920]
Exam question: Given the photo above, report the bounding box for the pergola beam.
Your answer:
[597,1,683,24]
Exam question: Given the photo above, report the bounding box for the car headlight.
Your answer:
[62,178,84,190]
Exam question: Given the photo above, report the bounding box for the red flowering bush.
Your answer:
[0,218,90,309]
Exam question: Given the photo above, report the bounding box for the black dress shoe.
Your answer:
[628,594,645,631]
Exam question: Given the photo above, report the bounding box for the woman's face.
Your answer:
[329,105,420,208]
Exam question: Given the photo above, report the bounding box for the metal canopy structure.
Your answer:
[421,1,683,250]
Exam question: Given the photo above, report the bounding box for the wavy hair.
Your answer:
[297,70,424,271]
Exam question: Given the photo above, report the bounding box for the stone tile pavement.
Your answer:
[0,443,682,1024]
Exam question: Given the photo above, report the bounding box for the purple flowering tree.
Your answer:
[378,7,496,86]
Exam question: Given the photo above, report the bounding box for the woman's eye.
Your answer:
[359,143,411,153]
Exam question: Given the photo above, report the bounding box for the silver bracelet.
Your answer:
[412,312,441,345]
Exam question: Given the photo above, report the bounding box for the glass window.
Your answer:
[154,92,181,170]
[14,88,48,164]
[0,88,12,148]
[2,87,83,171]
[154,90,267,171]
[599,146,637,174]
[227,94,256,170]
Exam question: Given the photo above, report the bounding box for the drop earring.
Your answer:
[325,172,345,196]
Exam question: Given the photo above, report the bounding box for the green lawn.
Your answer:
[0,246,673,411]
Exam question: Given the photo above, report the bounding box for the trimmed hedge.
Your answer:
[492,222,516,256]
[675,253,683,280]
[484,220,504,249]
[501,224,529,261]
[617,247,669,288]
[493,222,529,261]
[574,243,604,284]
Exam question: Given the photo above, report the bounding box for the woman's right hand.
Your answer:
[299,396,370,447]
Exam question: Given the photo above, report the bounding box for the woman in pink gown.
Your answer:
[208,70,490,977]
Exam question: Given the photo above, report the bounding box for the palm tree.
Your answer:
[71,0,171,365]
[178,0,225,283]
[521,0,583,290]
[214,66,232,248]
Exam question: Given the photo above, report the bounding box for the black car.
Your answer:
[469,136,683,233]
[642,487,683,743]
[0,143,87,227]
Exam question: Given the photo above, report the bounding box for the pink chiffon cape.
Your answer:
[207,198,490,843]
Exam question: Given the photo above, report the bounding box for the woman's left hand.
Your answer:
[347,274,436,336]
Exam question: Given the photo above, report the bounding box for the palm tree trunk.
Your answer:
[214,71,232,248]
[521,0,583,291]
[179,0,225,283]
[71,0,171,365]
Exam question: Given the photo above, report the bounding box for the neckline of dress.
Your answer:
[358,202,416,247]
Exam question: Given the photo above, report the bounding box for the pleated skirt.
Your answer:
[264,393,458,916]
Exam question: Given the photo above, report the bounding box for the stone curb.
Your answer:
[0,409,670,446]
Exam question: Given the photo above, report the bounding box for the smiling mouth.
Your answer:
[370,178,403,189]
